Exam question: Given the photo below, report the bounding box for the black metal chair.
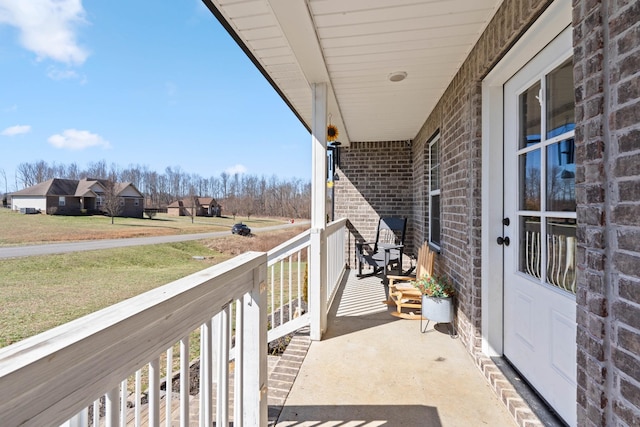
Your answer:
[356,217,407,283]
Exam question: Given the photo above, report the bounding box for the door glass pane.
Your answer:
[519,149,541,210]
[546,138,576,211]
[519,81,541,149]
[546,218,577,294]
[519,216,541,278]
[546,59,575,139]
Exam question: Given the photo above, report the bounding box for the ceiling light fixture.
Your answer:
[388,71,407,82]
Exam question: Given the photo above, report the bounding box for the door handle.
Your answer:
[497,236,510,246]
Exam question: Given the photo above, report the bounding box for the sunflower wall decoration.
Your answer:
[327,124,339,142]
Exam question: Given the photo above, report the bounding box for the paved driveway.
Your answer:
[0,221,309,259]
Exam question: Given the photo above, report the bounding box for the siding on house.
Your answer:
[10,196,47,212]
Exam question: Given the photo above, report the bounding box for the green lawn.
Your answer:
[0,241,229,347]
[0,208,285,246]
[0,210,309,398]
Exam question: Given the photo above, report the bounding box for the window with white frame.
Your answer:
[58,196,66,207]
[429,134,441,249]
[96,196,103,207]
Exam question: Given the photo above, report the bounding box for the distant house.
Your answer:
[10,178,144,218]
[167,197,221,217]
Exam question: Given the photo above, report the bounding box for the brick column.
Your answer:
[574,0,640,424]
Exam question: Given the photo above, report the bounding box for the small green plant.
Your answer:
[412,274,455,298]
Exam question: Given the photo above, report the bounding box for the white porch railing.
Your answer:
[0,252,268,427]
[266,229,311,343]
[325,218,348,307]
[265,218,347,343]
[0,220,349,427]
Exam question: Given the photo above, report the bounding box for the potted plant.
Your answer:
[413,274,455,323]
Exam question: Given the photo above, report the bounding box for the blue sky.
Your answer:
[0,0,311,192]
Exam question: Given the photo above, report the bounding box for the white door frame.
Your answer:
[481,0,572,357]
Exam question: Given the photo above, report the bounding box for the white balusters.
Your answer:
[200,321,213,427]
[120,379,127,427]
[135,370,142,426]
[165,347,173,427]
[105,387,119,427]
[234,298,244,427]
[180,335,189,427]
[216,307,230,426]
[149,358,160,426]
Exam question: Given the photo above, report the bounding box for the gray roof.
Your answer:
[11,178,134,198]
[11,178,80,197]
[74,179,100,197]
[167,197,219,208]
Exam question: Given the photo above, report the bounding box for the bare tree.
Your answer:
[0,169,6,206]
[67,162,80,180]
[189,191,199,224]
[10,159,312,218]
[86,160,107,179]
[16,162,36,188]
[102,179,123,224]
[220,172,229,199]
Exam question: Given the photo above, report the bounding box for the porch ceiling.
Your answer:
[206,0,503,146]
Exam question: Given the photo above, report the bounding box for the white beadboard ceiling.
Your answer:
[206,0,503,146]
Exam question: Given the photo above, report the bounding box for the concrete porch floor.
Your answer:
[275,270,517,427]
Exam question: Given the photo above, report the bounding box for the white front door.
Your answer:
[503,27,577,427]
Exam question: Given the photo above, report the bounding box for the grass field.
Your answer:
[0,241,229,347]
[0,208,286,246]
[0,210,308,348]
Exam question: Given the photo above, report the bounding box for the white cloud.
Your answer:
[47,66,79,80]
[0,0,89,65]
[3,104,18,112]
[1,124,31,136]
[225,164,247,175]
[48,129,111,150]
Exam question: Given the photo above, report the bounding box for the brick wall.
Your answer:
[333,0,640,425]
[334,140,413,267]
[121,198,143,218]
[412,0,552,354]
[608,2,640,424]
[335,0,552,357]
[574,0,640,425]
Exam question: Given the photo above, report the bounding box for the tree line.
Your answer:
[6,160,311,219]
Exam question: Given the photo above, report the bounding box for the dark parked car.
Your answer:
[231,223,251,236]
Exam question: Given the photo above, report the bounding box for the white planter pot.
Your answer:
[421,295,453,323]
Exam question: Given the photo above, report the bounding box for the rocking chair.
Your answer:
[385,241,435,318]
[355,217,407,284]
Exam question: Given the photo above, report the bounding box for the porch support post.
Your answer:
[310,82,328,341]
